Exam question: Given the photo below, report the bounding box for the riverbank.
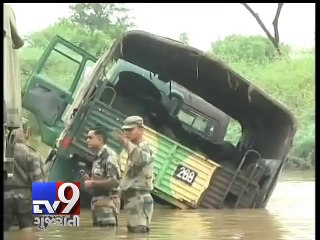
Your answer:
[279,169,314,181]
[283,154,315,171]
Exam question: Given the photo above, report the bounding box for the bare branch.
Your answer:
[241,3,282,55]
[272,3,284,44]
[241,3,275,43]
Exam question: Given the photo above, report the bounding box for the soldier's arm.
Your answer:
[126,141,152,169]
[92,156,120,190]
[28,152,47,182]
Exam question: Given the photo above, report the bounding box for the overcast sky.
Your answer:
[9,3,315,51]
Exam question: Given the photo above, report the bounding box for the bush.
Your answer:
[211,35,315,170]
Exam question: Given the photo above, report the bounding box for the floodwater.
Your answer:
[4,171,315,240]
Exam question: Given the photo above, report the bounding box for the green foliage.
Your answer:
[69,3,135,39]
[179,32,189,45]
[211,35,315,169]
[39,47,82,92]
[212,35,291,66]
[24,18,113,57]
[224,119,242,145]
[19,47,44,85]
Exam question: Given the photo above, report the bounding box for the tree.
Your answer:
[24,18,113,57]
[211,35,283,66]
[241,3,284,55]
[179,32,189,45]
[69,3,135,39]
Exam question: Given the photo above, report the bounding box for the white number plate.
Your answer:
[174,164,197,185]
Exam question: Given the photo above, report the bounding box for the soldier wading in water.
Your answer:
[115,116,154,233]
[4,118,47,231]
[83,126,121,227]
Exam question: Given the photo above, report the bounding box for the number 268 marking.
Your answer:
[174,165,197,185]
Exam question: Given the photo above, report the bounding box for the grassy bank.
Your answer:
[239,56,314,170]
[236,55,314,170]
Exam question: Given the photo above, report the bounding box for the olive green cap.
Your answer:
[121,116,144,129]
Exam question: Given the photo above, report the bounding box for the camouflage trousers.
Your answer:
[4,190,33,231]
[91,195,120,227]
[123,190,154,233]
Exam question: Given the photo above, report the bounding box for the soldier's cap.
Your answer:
[121,116,144,130]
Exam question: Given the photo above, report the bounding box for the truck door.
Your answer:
[22,35,97,146]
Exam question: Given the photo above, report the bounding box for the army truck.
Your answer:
[3,4,25,180]
[21,31,297,209]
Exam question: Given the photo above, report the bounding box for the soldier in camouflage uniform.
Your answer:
[115,116,154,233]
[83,126,121,227]
[4,118,47,232]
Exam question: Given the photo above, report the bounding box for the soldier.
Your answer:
[4,118,47,232]
[83,126,121,227]
[115,116,154,233]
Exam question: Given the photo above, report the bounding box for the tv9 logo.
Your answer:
[32,182,80,215]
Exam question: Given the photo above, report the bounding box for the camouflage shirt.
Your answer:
[4,143,47,193]
[91,145,121,196]
[120,139,154,191]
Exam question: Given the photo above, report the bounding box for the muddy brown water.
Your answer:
[4,141,315,240]
[4,172,315,240]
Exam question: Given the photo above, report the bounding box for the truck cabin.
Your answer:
[88,58,238,167]
[82,31,297,184]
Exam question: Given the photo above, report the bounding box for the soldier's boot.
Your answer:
[127,225,150,233]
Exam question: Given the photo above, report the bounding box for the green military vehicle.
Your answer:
[22,31,297,209]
